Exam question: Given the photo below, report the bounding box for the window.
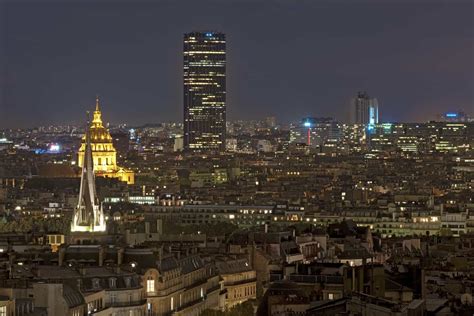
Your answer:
[171,297,174,311]
[110,293,117,304]
[109,278,117,289]
[328,293,334,300]
[147,278,155,293]
[92,278,101,289]
[124,276,131,288]
[0,306,6,316]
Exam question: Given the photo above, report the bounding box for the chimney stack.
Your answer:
[58,246,66,267]
[98,246,105,267]
[117,247,124,266]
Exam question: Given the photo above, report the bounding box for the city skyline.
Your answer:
[1,0,473,128]
[1,2,474,315]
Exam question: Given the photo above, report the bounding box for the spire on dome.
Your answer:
[92,96,103,127]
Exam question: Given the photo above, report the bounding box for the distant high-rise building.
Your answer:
[351,91,379,125]
[183,32,226,151]
[289,117,339,147]
[265,116,277,128]
[174,135,184,152]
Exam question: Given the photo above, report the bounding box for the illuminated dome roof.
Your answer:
[82,97,113,143]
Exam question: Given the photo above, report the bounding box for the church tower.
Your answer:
[71,112,107,233]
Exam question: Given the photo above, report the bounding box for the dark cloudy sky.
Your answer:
[1,0,473,128]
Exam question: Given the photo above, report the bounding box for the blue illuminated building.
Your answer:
[351,91,379,126]
[440,111,469,122]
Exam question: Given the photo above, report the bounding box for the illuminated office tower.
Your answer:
[351,91,379,125]
[183,32,226,151]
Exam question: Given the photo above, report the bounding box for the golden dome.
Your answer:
[81,97,113,143]
[77,97,134,184]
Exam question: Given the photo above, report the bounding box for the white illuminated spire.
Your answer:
[71,110,106,233]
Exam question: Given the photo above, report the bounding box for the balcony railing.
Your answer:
[224,278,257,287]
[269,274,343,284]
[207,284,221,293]
[176,297,205,312]
[105,299,147,308]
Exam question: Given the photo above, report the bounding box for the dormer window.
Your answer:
[92,278,101,289]
[124,276,131,288]
[109,277,117,289]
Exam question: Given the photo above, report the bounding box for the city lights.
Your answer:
[0,2,472,315]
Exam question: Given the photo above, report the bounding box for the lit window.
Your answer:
[147,279,155,293]
[328,293,334,300]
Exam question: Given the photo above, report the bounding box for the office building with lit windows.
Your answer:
[183,32,226,151]
[351,91,379,126]
[289,117,340,148]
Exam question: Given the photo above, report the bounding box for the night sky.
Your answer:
[1,0,473,128]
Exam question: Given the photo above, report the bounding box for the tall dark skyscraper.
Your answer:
[183,32,226,151]
[350,91,379,125]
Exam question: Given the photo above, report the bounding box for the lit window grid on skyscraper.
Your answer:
[183,32,226,151]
